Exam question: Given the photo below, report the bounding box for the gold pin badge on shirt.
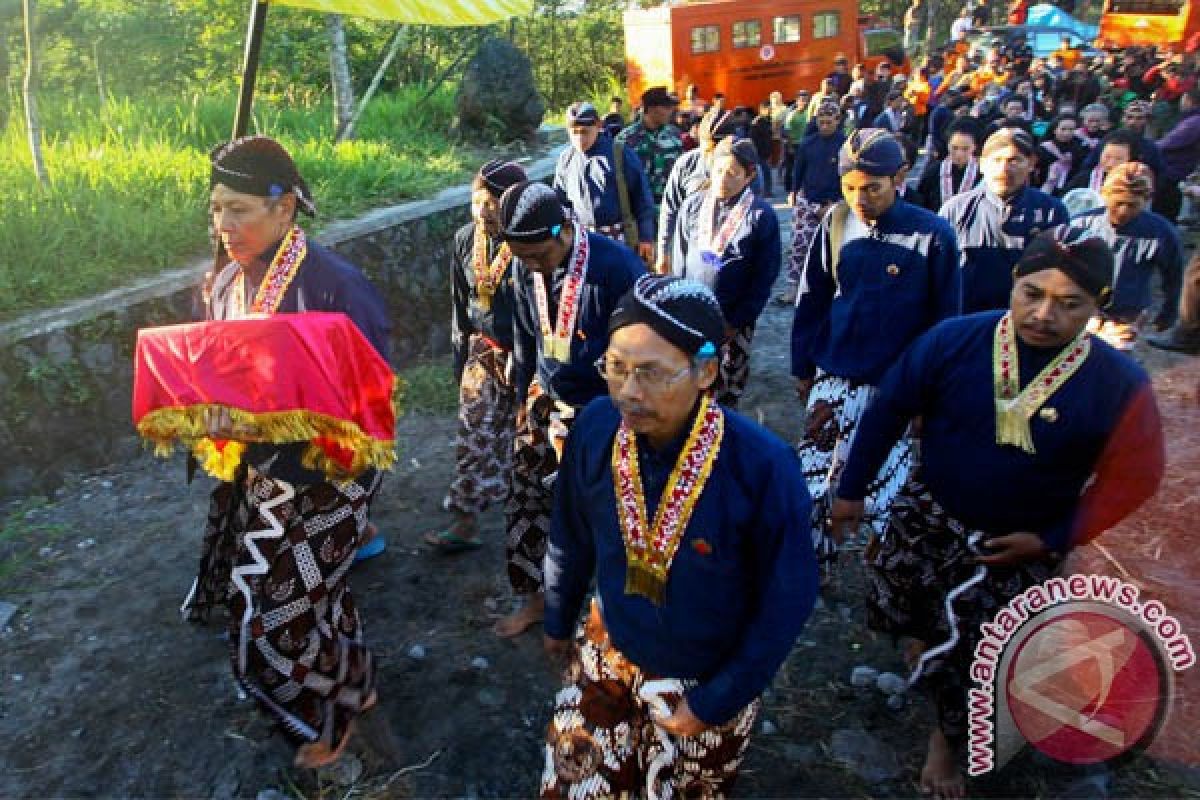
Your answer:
[1039,407,1058,422]
[886,264,900,276]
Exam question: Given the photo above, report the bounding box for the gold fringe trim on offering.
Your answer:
[137,405,396,482]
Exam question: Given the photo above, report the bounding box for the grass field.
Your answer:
[1,85,475,319]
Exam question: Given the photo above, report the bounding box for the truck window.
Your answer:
[813,12,841,39]
[1105,0,1183,12]
[733,20,763,48]
[691,24,721,54]
[774,15,802,43]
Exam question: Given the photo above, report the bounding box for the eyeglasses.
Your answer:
[594,356,693,392]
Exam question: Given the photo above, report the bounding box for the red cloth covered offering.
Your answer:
[133,312,396,481]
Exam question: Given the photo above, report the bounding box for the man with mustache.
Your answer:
[831,229,1164,799]
[494,181,646,637]
[791,129,961,583]
[541,275,817,799]
[940,128,1069,312]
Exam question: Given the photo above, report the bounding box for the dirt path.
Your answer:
[2,200,1199,799]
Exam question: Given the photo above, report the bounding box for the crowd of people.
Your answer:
[180,24,1199,799]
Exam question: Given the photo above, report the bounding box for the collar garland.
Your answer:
[532,222,588,363]
[698,187,755,269]
[612,394,725,605]
[941,156,978,203]
[230,225,307,318]
[471,227,513,312]
[992,311,1091,454]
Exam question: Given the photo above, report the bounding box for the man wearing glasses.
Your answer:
[540,274,818,799]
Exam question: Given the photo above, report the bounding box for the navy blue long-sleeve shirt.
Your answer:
[451,221,516,381]
[791,131,846,206]
[544,397,818,725]
[939,184,1069,313]
[672,186,782,329]
[790,198,962,382]
[1068,208,1183,326]
[511,232,645,407]
[836,312,1163,552]
[554,133,656,243]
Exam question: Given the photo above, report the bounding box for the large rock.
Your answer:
[456,37,544,142]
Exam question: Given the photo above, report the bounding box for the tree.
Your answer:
[22,0,49,187]
[328,13,354,138]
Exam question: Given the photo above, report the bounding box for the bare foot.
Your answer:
[493,593,544,638]
[294,720,355,770]
[919,728,965,799]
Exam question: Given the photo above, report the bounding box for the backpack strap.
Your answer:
[827,200,852,292]
[612,131,641,251]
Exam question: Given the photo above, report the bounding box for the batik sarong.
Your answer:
[797,370,915,574]
[866,476,1060,745]
[445,333,516,513]
[714,325,755,409]
[184,468,381,752]
[541,601,760,800]
[504,379,576,594]
[785,199,825,284]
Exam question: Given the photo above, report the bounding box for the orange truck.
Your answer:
[1097,0,1200,50]
[623,0,907,109]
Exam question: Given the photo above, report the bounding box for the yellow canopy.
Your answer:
[270,0,532,25]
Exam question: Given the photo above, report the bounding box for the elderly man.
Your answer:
[831,229,1164,799]
[672,137,781,407]
[792,129,961,580]
[1068,162,1183,349]
[187,135,391,768]
[495,181,645,637]
[916,121,982,212]
[555,101,656,263]
[541,275,817,799]
[431,159,528,552]
[618,87,684,210]
[940,128,1070,312]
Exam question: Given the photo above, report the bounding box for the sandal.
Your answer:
[354,531,387,563]
[423,528,483,554]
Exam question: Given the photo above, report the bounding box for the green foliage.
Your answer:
[399,362,457,414]
[0,85,472,316]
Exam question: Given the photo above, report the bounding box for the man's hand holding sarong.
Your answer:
[976,532,1047,566]
[652,697,708,737]
[638,241,656,266]
[830,497,865,546]
[805,399,833,438]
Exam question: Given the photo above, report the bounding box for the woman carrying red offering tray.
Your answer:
[136,136,393,770]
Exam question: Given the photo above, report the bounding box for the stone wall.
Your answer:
[0,148,561,498]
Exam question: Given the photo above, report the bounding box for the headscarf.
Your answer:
[478,159,528,198]
[837,128,905,176]
[498,181,566,243]
[209,135,315,216]
[1102,161,1155,199]
[1014,228,1114,301]
[608,275,727,357]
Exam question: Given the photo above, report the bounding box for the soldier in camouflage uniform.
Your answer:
[618,87,685,211]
